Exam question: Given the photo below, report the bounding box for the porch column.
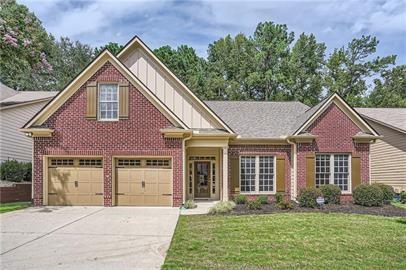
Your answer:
[222,146,229,201]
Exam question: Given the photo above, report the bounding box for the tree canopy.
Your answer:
[1,0,404,107]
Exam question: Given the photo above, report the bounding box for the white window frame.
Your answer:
[315,153,352,194]
[98,83,119,121]
[239,155,276,195]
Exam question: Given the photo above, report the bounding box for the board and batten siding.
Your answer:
[122,49,217,129]
[0,101,48,162]
[368,120,406,192]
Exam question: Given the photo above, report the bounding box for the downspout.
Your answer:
[182,131,193,206]
[286,138,297,202]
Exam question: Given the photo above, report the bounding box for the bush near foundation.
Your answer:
[0,160,32,182]
[353,184,384,207]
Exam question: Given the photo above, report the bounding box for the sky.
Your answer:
[20,0,406,64]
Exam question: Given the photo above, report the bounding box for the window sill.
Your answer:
[240,192,276,195]
[98,119,119,122]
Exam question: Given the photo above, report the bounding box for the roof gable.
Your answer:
[117,36,233,133]
[294,93,379,136]
[24,50,187,129]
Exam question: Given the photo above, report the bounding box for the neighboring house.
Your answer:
[355,108,406,193]
[0,83,57,163]
[21,36,381,207]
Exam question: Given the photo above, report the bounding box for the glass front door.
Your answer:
[194,162,210,198]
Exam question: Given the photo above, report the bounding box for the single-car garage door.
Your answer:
[48,158,103,206]
[115,158,172,206]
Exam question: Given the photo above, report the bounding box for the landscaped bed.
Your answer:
[163,213,406,269]
[233,202,406,217]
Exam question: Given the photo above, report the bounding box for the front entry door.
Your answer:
[194,162,210,198]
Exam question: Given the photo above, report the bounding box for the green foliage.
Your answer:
[277,201,294,210]
[0,0,56,91]
[275,192,284,204]
[233,194,247,204]
[320,184,341,204]
[400,191,406,204]
[353,184,384,207]
[325,35,396,106]
[247,199,262,210]
[372,183,394,203]
[0,160,32,182]
[368,65,406,108]
[208,201,236,215]
[95,42,123,56]
[298,187,322,208]
[184,200,197,209]
[257,195,268,204]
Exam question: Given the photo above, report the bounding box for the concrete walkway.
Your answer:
[180,201,218,215]
[1,206,179,270]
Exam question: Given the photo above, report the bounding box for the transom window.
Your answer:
[240,156,275,194]
[315,154,351,192]
[99,84,118,120]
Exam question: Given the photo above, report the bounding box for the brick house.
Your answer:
[21,37,381,207]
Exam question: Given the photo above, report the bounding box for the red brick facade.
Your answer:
[297,103,370,200]
[228,144,292,201]
[33,62,183,206]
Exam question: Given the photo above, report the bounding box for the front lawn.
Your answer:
[0,201,31,214]
[163,213,406,269]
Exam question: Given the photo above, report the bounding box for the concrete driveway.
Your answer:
[1,206,179,270]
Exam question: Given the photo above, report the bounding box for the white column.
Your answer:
[222,146,229,201]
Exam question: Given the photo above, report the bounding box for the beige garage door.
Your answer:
[115,158,172,206]
[48,158,103,206]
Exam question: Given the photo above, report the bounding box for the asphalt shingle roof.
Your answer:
[356,108,406,133]
[205,101,310,137]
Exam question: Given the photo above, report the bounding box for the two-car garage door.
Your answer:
[47,157,172,206]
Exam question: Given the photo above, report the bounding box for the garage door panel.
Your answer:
[158,170,171,183]
[158,195,172,206]
[129,170,144,181]
[144,170,158,183]
[143,195,158,205]
[49,182,76,193]
[144,183,158,195]
[129,183,143,195]
[49,168,76,182]
[130,195,145,205]
[158,183,171,194]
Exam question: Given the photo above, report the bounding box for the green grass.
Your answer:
[392,201,406,209]
[163,213,406,269]
[0,202,31,214]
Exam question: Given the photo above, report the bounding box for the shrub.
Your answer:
[320,184,341,204]
[0,160,32,182]
[353,184,384,207]
[400,191,406,204]
[247,199,262,210]
[233,194,247,204]
[277,201,294,210]
[184,200,197,209]
[275,192,284,204]
[208,201,236,215]
[298,187,322,208]
[257,195,268,204]
[372,183,394,203]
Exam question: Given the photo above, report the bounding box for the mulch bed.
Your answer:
[232,202,406,217]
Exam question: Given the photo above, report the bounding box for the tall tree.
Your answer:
[51,37,94,90]
[367,65,406,108]
[325,35,396,106]
[283,33,326,106]
[154,44,208,98]
[253,22,295,100]
[0,0,56,91]
[95,42,122,55]
[206,33,257,100]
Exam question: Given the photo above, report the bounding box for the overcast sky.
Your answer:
[20,0,406,64]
